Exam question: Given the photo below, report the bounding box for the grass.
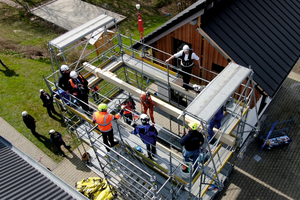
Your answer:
[0,1,171,162]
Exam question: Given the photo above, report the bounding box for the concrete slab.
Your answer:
[30,0,126,31]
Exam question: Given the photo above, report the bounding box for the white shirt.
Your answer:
[174,50,199,67]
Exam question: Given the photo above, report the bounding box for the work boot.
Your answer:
[61,153,66,157]
[111,140,119,148]
[65,145,71,149]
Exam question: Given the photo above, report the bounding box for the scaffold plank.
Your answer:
[185,62,252,123]
[83,61,236,146]
[49,14,114,49]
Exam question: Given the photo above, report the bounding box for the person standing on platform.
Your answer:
[93,103,125,152]
[22,111,42,140]
[58,65,70,93]
[180,122,204,172]
[140,91,155,124]
[208,106,225,141]
[131,114,158,160]
[68,71,90,113]
[165,45,202,91]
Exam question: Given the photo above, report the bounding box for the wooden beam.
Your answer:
[84,62,236,146]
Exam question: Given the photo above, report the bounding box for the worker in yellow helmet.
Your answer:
[180,122,204,172]
[93,103,125,152]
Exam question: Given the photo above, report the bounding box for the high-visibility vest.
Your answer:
[93,111,120,132]
[91,86,99,93]
[123,102,133,115]
[69,74,85,96]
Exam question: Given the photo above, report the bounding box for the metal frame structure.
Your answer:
[44,15,259,199]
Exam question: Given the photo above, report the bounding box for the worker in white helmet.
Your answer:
[49,129,70,157]
[68,71,90,113]
[22,111,42,140]
[39,89,59,118]
[58,65,70,92]
[165,45,202,91]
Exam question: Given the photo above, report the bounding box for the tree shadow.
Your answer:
[0,65,19,77]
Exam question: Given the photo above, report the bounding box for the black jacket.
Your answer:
[68,74,89,96]
[180,130,204,151]
[40,93,53,107]
[23,115,36,129]
[58,72,70,91]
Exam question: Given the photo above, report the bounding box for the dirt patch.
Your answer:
[0,38,48,59]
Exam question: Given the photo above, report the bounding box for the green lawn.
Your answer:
[0,1,170,162]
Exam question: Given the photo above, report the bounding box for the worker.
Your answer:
[93,103,125,152]
[91,85,100,101]
[165,45,202,91]
[131,114,158,160]
[122,97,136,126]
[208,106,225,141]
[22,111,42,140]
[40,89,59,117]
[180,122,204,172]
[68,71,90,113]
[140,92,155,124]
[58,65,70,92]
[49,129,71,157]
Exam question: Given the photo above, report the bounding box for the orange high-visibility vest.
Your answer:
[93,111,120,132]
[69,74,85,96]
[123,102,133,115]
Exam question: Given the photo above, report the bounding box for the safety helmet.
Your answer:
[49,129,55,134]
[140,113,149,124]
[70,71,78,79]
[22,111,28,116]
[98,103,108,111]
[182,45,190,52]
[60,65,69,71]
[188,122,198,130]
[52,86,57,91]
[39,89,45,93]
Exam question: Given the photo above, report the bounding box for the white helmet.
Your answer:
[49,129,55,134]
[60,65,69,71]
[39,89,45,93]
[22,111,28,116]
[70,71,78,79]
[140,114,149,124]
[182,45,190,52]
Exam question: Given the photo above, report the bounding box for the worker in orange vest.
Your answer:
[140,92,155,124]
[91,85,100,101]
[122,97,136,125]
[93,103,125,152]
[68,71,89,113]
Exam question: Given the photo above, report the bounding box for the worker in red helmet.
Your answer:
[140,92,155,124]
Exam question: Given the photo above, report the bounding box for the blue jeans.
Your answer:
[183,148,200,169]
[208,119,221,139]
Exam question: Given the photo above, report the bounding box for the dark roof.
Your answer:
[0,136,85,200]
[201,0,300,97]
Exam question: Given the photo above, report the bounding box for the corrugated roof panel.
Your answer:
[0,140,76,200]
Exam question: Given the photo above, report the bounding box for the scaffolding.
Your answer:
[44,14,259,199]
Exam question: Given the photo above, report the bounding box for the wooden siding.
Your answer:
[152,20,261,108]
[154,22,228,84]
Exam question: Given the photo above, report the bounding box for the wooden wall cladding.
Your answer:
[153,21,261,103]
[154,22,228,84]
